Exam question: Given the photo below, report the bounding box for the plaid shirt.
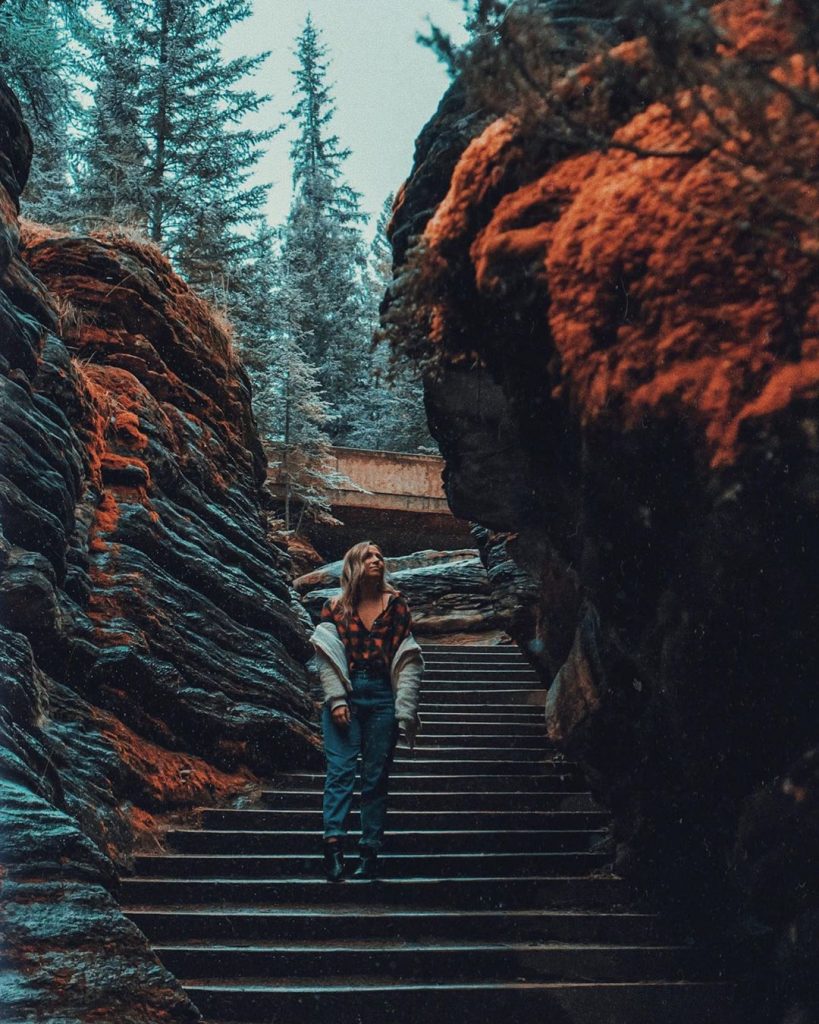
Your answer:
[321,592,413,675]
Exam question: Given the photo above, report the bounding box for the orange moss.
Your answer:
[22,226,255,473]
[607,37,652,67]
[428,304,449,346]
[471,152,600,296]
[727,359,819,458]
[1,191,20,250]
[19,217,70,247]
[543,41,818,465]
[712,0,800,57]
[85,568,130,639]
[391,182,407,230]
[129,806,160,842]
[72,365,107,489]
[89,492,120,553]
[419,0,819,468]
[76,363,166,538]
[87,704,258,810]
[99,451,151,484]
[424,116,522,250]
[113,410,148,449]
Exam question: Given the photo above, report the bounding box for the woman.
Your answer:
[310,541,424,881]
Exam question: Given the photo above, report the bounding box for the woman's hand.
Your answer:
[331,704,351,727]
[399,721,416,752]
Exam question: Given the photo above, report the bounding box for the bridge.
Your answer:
[266,445,472,559]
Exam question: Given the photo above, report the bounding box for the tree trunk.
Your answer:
[283,384,292,531]
[150,0,171,243]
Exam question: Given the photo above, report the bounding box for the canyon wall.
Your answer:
[0,79,318,1023]
[386,1,819,1017]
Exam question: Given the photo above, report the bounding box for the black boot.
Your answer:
[323,840,344,882]
[352,844,378,880]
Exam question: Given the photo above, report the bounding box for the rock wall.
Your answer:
[0,79,318,1023]
[386,2,819,1017]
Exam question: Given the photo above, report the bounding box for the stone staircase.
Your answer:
[121,643,737,1022]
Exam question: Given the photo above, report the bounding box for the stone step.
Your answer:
[164,826,608,855]
[394,751,570,765]
[195,806,597,831]
[187,978,737,1024]
[417,710,544,723]
[416,721,546,735]
[390,757,579,775]
[419,699,544,708]
[419,683,542,694]
[417,689,548,704]
[422,645,526,653]
[393,745,551,760]
[134,851,610,878]
[159,940,706,984]
[120,874,628,910]
[272,772,586,792]
[422,670,540,682]
[406,734,548,748]
[259,790,598,812]
[421,663,532,671]
[421,708,544,716]
[117,639,728,1021]
[419,645,524,654]
[126,907,670,945]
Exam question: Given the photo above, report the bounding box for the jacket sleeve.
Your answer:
[394,648,424,741]
[314,649,349,709]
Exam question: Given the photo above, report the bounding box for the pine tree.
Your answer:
[231,223,337,530]
[281,16,373,445]
[76,0,275,303]
[345,194,436,452]
[140,0,275,298]
[230,222,282,439]
[288,14,363,225]
[0,0,83,223]
[76,16,149,230]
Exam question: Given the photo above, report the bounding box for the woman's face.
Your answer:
[362,545,385,581]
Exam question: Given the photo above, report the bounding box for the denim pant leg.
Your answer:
[322,705,361,840]
[358,694,398,851]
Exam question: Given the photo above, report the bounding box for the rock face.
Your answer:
[386,0,819,1014]
[1,79,318,1023]
[298,549,505,642]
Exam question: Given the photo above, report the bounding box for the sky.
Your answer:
[221,1,469,235]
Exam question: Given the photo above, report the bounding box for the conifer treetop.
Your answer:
[287,13,363,222]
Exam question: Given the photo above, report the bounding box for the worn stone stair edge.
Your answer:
[191,980,731,991]
[158,940,695,952]
[123,875,625,887]
[177,824,605,833]
[134,853,611,876]
[127,908,659,920]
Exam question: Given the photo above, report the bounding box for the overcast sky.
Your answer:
[221,1,468,234]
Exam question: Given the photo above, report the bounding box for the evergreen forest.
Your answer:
[0,0,435,522]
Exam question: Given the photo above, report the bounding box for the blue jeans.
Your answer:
[322,668,397,851]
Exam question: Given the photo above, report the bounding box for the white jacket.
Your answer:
[310,620,424,745]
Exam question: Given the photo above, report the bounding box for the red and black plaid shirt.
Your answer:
[321,592,412,675]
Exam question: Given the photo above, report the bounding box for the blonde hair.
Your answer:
[334,540,396,619]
